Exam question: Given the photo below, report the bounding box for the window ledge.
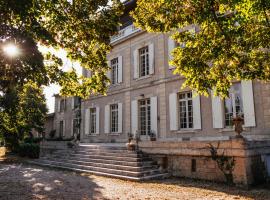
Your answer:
[109,83,122,88]
[172,129,197,134]
[109,133,121,136]
[134,74,153,81]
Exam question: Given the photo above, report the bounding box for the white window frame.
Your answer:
[138,98,151,136]
[178,91,193,130]
[89,108,97,134]
[110,104,119,133]
[139,46,150,77]
[110,57,119,85]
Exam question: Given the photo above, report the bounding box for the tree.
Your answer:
[132,0,270,97]
[0,0,123,98]
[0,83,47,151]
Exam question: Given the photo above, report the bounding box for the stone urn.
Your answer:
[233,116,244,138]
[126,141,136,151]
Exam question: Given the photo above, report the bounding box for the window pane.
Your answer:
[111,58,118,85]
[139,99,151,135]
[139,46,149,77]
[110,104,118,133]
[179,91,193,129]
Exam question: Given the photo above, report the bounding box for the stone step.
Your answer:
[72,150,145,158]
[34,159,161,177]
[78,144,127,151]
[42,157,157,172]
[27,160,169,181]
[45,156,154,167]
[48,153,151,162]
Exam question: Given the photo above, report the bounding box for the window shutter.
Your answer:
[118,103,123,133]
[57,100,60,112]
[241,80,256,127]
[131,100,138,135]
[96,107,100,134]
[63,120,66,137]
[149,43,155,74]
[150,96,158,135]
[118,56,123,83]
[104,105,110,134]
[168,37,175,69]
[192,91,202,129]
[133,49,139,79]
[71,97,74,109]
[107,60,111,82]
[85,109,90,135]
[169,93,178,130]
[211,92,224,128]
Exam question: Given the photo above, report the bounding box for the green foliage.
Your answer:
[18,143,40,159]
[132,0,270,97]
[0,83,47,151]
[24,137,43,144]
[0,0,124,98]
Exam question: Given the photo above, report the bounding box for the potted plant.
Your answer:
[149,130,156,141]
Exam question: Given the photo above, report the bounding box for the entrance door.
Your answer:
[138,99,151,138]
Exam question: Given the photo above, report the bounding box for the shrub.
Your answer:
[46,136,74,142]
[19,143,40,159]
[24,137,43,144]
[49,130,56,138]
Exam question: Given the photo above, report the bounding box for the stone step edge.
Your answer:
[27,160,169,181]
[44,157,156,170]
[51,153,147,161]
[36,159,160,175]
[42,156,154,166]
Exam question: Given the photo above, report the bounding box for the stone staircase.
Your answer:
[28,143,169,181]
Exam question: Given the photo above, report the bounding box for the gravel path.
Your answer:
[0,163,269,200]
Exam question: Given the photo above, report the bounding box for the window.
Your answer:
[139,46,149,77]
[139,99,151,135]
[224,83,244,127]
[110,104,118,133]
[179,92,193,129]
[111,58,118,85]
[89,108,96,134]
[60,99,66,112]
[59,120,64,137]
[73,97,81,109]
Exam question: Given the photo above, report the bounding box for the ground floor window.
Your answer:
[139,99,151,135]
[179,91,193,129]
[59,120,64,137]
[110,104,118,133]
[224,83,244,127]
[90,108,96,134]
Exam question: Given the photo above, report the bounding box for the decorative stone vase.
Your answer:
[150,137,156,141]
[233,116,244,138]
[126,142,136,151]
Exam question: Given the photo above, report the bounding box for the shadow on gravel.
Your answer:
[144,178,270,200]
[0,163,107,200]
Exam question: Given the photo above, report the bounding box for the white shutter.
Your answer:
[131,100,138,135]
[133,49,139,79]
[63,120,66,136]
[150,96,158,135]
[118,56,123,83]
[107,60,111,82]
[96,107,100,134]
[85,109,90,135]
[211,92,224,128]
[71,97,74,109]
[149,43,155,74]
[118,103,123,133]
[168,37,175,69]
[57,100,60,112]
[192,91,202,129]
[169,93,178,130]
[104,105,110,134]
[241,80,256,127]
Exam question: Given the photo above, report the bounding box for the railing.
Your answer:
[111,24,140,43]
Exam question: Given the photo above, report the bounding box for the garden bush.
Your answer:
[19,143,40,158]
[24,137,43,144]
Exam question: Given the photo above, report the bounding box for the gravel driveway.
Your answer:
[0,163,269,200]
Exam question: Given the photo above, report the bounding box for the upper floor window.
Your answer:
[139,46,149,77]
[73,97,81,109]
[138,99,151,135]
[224,83,244,127]
[110,104,118,133]
[60,99,66,112]
[111,58,119,85]
[179,91,193,129]
[89,108,96,134]
[59,120,64,137]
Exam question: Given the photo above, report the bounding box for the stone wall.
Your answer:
[139,138,270,186]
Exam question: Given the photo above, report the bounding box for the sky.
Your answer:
[40,47,81,113]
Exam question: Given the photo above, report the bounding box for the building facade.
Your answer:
[46,0,270,185]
